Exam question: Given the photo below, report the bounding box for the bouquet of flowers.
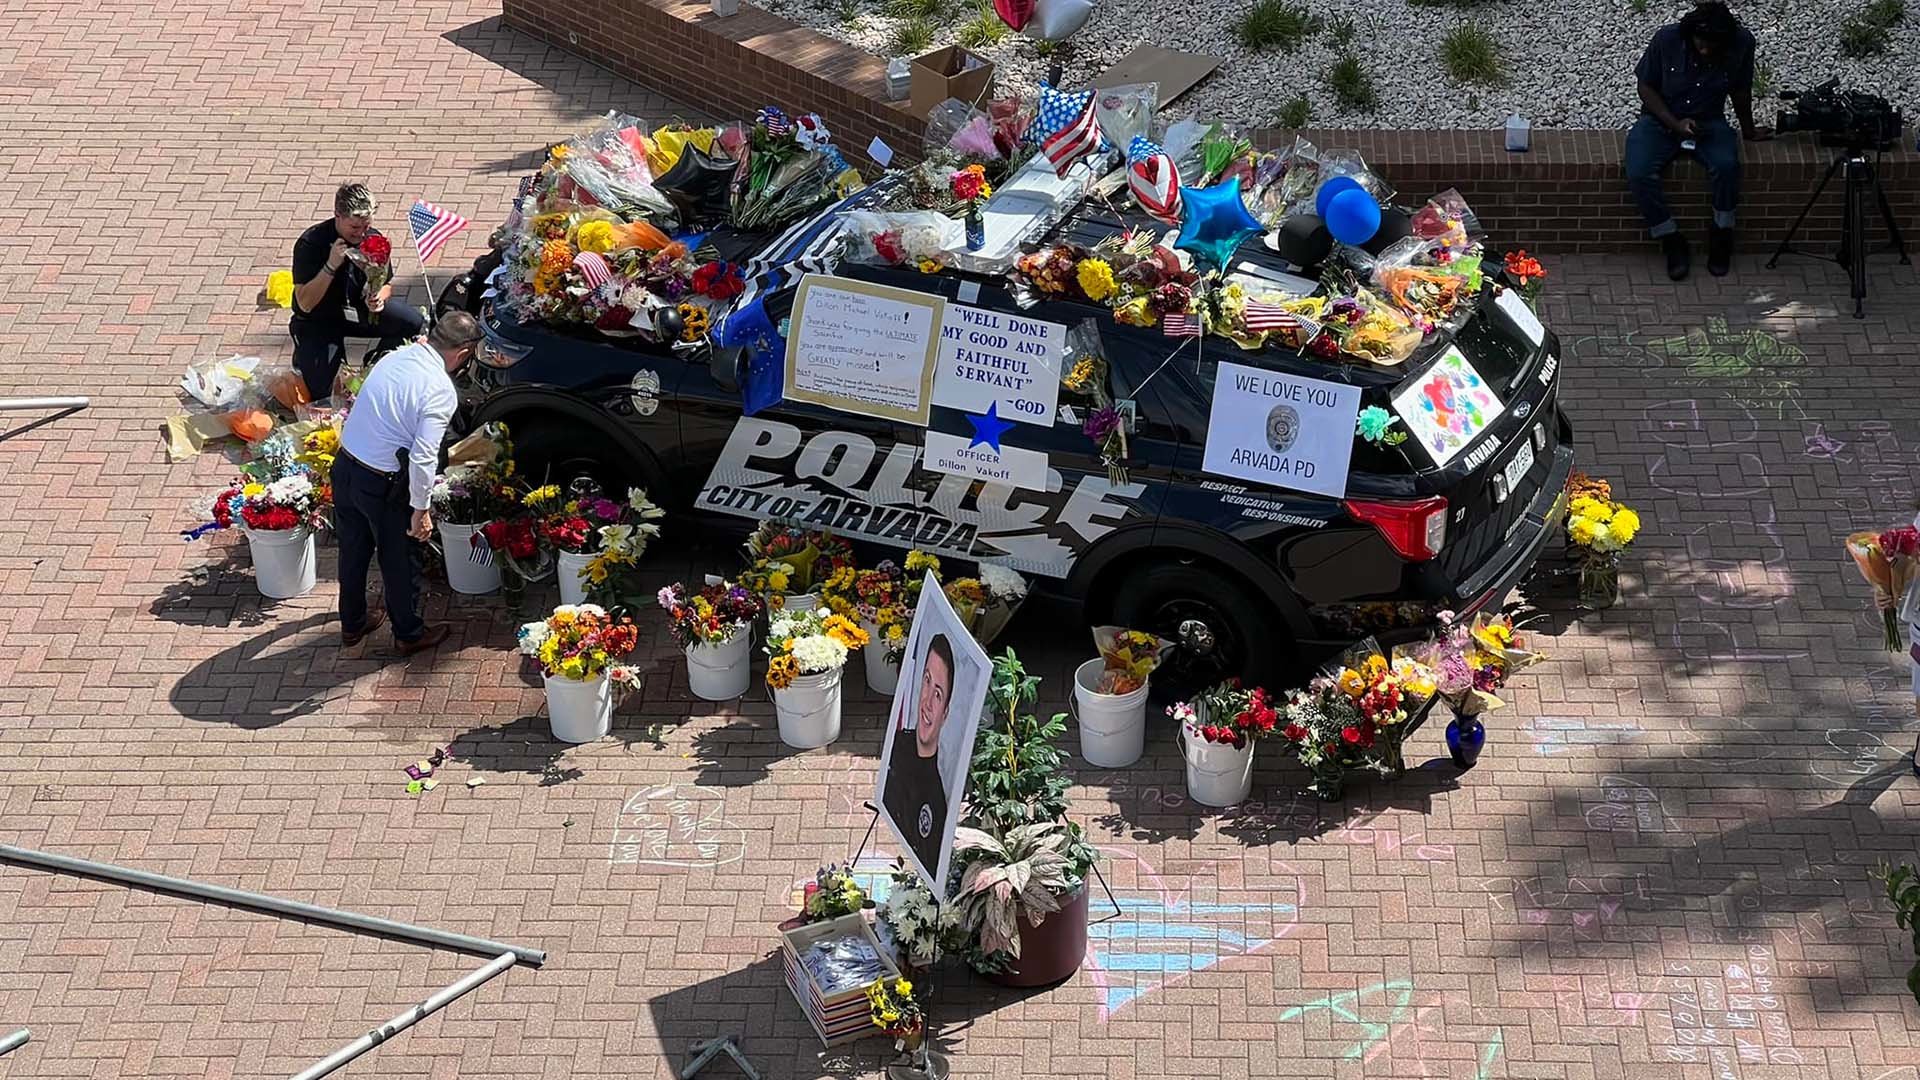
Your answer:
[943,577,986,630]
[515,603,642,687]
[803,863,868,921]
[347,234,393,324]
[865,975,926,1042]
[531,483,628,555]
[429,465,519,526]
[206,473,327,534]
[1503,249,1546,307]
[1062,320,1129,484]
[877,859,959,968]
[974,563,1028,645]
[1847,525,1920,652]
[657,580,763,649]
[579,488,667,613]
[854,562,912,664]
[764,607,869,689]
[1565,483,1642,607]
[1415,612,1543,716]
[1169,679,1278,748]
[743,521,824,592]
[1091,626,1172,695]
[1280,643,1421,797]
[731,107,858,231]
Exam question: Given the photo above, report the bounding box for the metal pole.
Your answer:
[0,397,88,412]
[289,951,516,1080]
[0,844,544,967]
[0,1028,28,1056]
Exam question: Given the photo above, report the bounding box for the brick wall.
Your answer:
[502,0,1917,254]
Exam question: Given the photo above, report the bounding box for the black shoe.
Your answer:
[1662,233,1691,281]
[1707,226,1733,276]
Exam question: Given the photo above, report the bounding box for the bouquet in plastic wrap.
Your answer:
[1309,273,1423,366]
[840,211,963,272]
[730,107,860,231]
[1090,626,1172,695]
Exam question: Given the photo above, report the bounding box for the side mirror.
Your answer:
[710,345,744,392]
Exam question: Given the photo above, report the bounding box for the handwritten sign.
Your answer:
[922,429,1050,492]
[606,785,748,869]
[784,274,944,425]
[932,304,1062,426]
[1200,360,1360,498]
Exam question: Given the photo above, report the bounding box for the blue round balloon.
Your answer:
[1314,176,1363,218]
[1325,187,1382,246]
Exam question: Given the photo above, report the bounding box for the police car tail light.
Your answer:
[1345,497,1448,561]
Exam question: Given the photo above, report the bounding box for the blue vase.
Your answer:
[1446,713,1486,769]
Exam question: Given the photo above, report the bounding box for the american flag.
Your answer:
[1244,300,1322,340]
[408,199,470,264]
[1033,86,1102,178]
[1163,311,1201,337]
[572,251,614,289]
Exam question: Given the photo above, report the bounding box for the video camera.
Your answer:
[1776,79,1903,151]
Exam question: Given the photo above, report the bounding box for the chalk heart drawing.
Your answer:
[607,784,750,868]
[1085,848,1304,1018]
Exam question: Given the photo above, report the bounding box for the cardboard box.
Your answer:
[909,45,994,120]
[779,914,901,1047]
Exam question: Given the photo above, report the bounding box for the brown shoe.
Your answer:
[341,610,386,646]
[397,623,451,656]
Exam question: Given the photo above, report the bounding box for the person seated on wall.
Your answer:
[289,183,428,400]
[1626,1,1771,281]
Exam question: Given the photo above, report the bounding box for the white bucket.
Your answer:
[861,618,900,695]
[686,632,751,700]
[557,550,593,607]
[243,525,316,600]
[1072,657,1150,768]
[774,668,843,749]
[782,592,821,614]
[439,520,501,595]
[545,671,612,743]
[1182,716,1255,807]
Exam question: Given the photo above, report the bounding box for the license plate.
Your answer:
[1499,440,1536,502]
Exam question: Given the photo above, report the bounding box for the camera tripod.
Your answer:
[1766,144,1910,318]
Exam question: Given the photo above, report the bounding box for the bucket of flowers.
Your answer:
[852,561,910,695]
[1564,473,1642,608]
[764,608,869,749]
[575,487,666,615]
[202,471,328,599]
[1069,626,1172,768]
[1408,612,1543,769]
[515,603,642,744]
[532,481,632,607]
[743,522,823,610]
[430,423,522,596]
[973,563,1029,647]
[658,580,763,701]
[1169,679,1278,807]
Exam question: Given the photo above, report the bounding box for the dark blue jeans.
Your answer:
[333,452,427,642]
[1625,113,1740,237]
[290,301,428,403]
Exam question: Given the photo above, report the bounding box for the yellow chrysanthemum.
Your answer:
[1610,508,1641,544]
[1337,669,1366,698]
[1076,258,1117,301]
[1568,517,1601,548]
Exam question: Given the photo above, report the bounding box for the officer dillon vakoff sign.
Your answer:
[1200,360,1361,499]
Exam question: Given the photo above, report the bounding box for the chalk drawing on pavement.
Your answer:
[607,784,749,869]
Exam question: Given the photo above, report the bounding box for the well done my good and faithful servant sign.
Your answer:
[1201,360,1361,498]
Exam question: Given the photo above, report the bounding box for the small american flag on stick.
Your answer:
[408,199,470,264]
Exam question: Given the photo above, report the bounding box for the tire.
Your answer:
[1107,559,1296,696]
[508,416,650,498]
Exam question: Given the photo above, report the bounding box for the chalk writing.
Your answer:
[1662,946,1803,1073]
[607,784,749,868]
[1528,715,1647,756]
[1275,980,1504,1074]
[1583,774,1675,833]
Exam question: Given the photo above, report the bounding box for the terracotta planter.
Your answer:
[984,883,1088,987]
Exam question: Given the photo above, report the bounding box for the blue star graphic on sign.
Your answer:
[965,401,1014,453]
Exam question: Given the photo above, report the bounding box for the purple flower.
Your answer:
[1083,406,1121,442]
[588,498,621,521]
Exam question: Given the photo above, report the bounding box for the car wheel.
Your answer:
[508,417,648,498]
[1108,560,1295,696]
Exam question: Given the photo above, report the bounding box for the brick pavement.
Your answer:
[1,2,1919,1078]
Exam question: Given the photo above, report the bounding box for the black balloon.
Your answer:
[654,305,686,344]
[1277,212,1333,269]
[1361,206,1414,255]
[654,145,738,225]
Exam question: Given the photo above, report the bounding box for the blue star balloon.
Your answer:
[1174,177,1264,272]
[966,401,1015,453]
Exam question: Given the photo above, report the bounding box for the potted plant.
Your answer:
[658,580,763,700]
[577,487,666,614]
[1871,861,1920,1006]
[974,563,1029,646]
[532,480,630,607]
[1170,680,1277,807]
[764,608,868,748]
[852,561,911,694]
[200,471,327,599]
[515,603,641,743]
[1070,627,1171,769]
[1564,473,1642,608]
[803,863,870,921]
[950,649,1098,987]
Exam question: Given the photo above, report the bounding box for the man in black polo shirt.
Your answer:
[289,183,428,400]
[1626,2,1771,281]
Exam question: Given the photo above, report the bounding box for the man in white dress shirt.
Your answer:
[334,311,485,652]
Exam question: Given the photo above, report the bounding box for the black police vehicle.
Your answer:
[439,182,1571,684]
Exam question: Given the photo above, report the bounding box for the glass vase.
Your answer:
[1577,555,1619,608]
[1445,711,1486,769]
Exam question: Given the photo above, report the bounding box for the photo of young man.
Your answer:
[882,632,955,880]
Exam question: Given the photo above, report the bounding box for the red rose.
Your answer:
[1283,723,1308,741]
[872,231,906,265]
[1341,726,1362,745]
[358,234,392,265]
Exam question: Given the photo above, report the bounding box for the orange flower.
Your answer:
[1503,249,1545,284]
